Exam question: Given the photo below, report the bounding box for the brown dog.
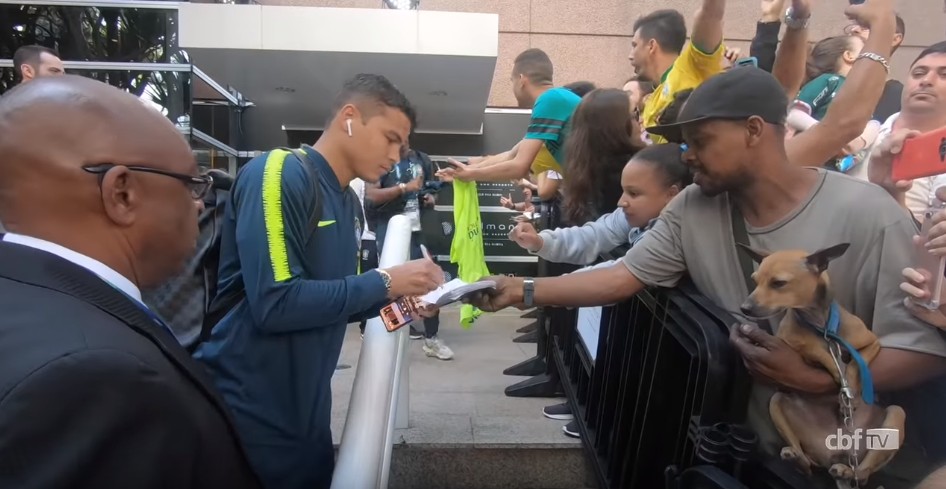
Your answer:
[738,243,905,486]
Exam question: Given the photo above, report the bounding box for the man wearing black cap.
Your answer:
[469,65,946,488]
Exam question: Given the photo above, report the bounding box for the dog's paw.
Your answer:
[829,463,855,481]
[781,447,812,473]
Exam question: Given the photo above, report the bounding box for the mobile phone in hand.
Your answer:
[917,209,946,310]
[891,124,946,181]
[380,296,422,332]
[849,0,865,4]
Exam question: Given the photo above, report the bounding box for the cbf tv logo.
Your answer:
[825,428,900,451]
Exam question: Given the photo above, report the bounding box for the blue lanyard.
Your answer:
[804,302,875,405]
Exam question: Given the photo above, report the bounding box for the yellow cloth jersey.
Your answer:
[449,180,491,326]
[642,42,724,144]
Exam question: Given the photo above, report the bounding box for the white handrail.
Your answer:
[332,214,412,489]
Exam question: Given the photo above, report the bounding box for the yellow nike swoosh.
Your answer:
[318,220,336,227]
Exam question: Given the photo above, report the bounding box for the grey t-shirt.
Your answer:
[622,168,946,456]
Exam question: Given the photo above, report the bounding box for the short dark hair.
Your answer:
[12,45,60,82]
[513,48,554,85]
[895,14,905,37]
[564,81,596,97]
[912,41,946,67]
[631,143,693,188]
[653,88,695,144]
[633,10,687,55]
[331,73,417,130]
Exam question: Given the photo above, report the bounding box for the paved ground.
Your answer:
[330,305,581,448]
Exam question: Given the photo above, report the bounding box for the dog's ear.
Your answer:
[736,242,769,264]
[805,243,850,273]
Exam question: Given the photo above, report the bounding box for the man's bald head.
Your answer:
[0,75,202,288]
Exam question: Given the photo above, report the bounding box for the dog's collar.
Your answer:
[798,302,875,405]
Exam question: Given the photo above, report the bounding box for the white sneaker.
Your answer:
[423,336,454,360]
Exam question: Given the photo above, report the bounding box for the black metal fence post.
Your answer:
[547,281,812,489]
[503,197,572,397]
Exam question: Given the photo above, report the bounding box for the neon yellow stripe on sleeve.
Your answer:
[262,150,292,282]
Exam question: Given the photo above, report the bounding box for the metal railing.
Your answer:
[332,214,412,489]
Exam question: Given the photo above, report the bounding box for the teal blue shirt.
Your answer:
[525,87,582,169]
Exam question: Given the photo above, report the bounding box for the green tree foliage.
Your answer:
[0,4,190,119]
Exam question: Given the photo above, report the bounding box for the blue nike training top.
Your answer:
[194,146,388,488]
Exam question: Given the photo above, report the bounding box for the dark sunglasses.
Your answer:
[82,163,213,200]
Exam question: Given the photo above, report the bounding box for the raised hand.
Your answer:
[867,128,919,205]
[845,0,895,30]
[760,0,788,22]
[435,158,473,183]
[508,222,543,252]
[789,0,812,20]
[901,267,946,330]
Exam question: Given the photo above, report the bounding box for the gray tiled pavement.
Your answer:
[330,306,581,448]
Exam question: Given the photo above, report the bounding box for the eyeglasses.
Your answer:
[82,163,213,200]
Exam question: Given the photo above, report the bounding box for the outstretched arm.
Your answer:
[690,0,727,56]
[787,0,896,168]
[770,0,810,99]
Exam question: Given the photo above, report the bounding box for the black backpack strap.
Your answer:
[730,201,755,295]
[730,197,773,333]
[192,165,250,352]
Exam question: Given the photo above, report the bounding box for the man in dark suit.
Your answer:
[0,75,262,489]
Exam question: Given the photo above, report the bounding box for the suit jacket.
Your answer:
[0,240,262,489]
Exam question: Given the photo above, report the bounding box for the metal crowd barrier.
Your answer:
[547,279,813,489]
[332,215,412,489]
[503,197,573,398]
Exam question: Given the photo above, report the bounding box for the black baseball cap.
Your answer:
[647,66,789,139]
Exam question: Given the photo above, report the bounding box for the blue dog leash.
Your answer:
[804,302,875,405]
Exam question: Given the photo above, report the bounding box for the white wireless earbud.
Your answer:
[346,118,353,137]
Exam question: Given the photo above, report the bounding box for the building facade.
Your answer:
[256,0,945,108]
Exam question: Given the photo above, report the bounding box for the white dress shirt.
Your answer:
[2,232,145,306]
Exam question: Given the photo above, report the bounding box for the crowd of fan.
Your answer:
[445,0,946,488]
[1,0,946,488]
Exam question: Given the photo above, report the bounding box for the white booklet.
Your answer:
[419,278,496,307]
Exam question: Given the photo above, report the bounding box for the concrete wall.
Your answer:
[255,0,945,108]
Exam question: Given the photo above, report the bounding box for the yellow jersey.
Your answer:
[642,42,724,144]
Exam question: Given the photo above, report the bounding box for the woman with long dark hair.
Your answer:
[561,88,645,225]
